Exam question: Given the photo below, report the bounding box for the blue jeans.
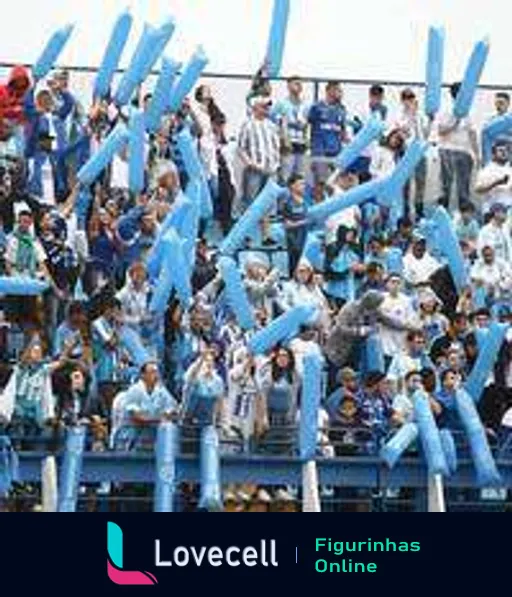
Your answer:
[241,167,268,211]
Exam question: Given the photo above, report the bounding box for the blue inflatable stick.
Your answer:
[113,25,160,106]
[165,229,193,308]
[58,426,86,512]
[199,426,223,511]
[119,326,151,368]
[299,353,323,460]
[145,57,181,132]
[182,181,202,271]
[308,179,383,225]
[481,113,512,164]
[336,115,385,171]
[77,123,129,187]
[439,428,458,475]
[302,232,325,272]
[265,0,291,78]
[431,206,468,293]
[248,305,316,355]
[128,109,146,195]
[386,246,403,275]
[464,322,507,403]
[413,390,449,476]
[147,193,193,279]
[362,333,385,375]
[0,276,49,296]
[380,423,418,469]
[380,140,428,204]
[149,244,174,315]
[453,38,490,119]
[176,128,213,219]
[168,46,208,113]
[154,422,179,512]
[456,389,501,486]
[220,179,283,255]
[94,10,133,99]
[425,26,445,118]
[138,18,176,85]
[33,24,74,81]
[218,256,255,331]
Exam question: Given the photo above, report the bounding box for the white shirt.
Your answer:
[379,292,419,357]
[437,113,476,156]
[390,108,430,143]
[470,258,512,297]
[392,393,414,424]
[403,251,442,286]
[475,161,512,213]
[370,145,396,180]
[325,199,361,244]
[192,100,218,178]
[111,154,129,189]
[477,221,512,262]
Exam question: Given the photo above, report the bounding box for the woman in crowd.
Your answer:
[257,346,299,454]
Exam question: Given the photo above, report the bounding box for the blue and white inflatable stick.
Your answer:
[464,322,507,403]
[199,426,222,511]
[146,58,181,132]
[94,10,133,99]
[308,179,384,225]
[248,305,316,355]
[380,423,419,469]
[0,276,49,296]
[128,109,146,195]
[336,115,385,171]
[154,422,179,512]
[119,326,151,368]
[218,256,255,331]
[77,123,129,187]
[168,47,209,113]
[299,353,323,461]
[413,390,449,476]
[58,426,86,512]
[453,38,490,119]
[455,389,501,486]
[425,26,445,118]
[265,0,291,78]
[220,179,283,255]
[431,206,469,293]
[33,24,74,81]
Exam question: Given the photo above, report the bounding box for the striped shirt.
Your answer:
[238,117,280,174]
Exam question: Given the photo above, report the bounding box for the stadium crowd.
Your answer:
[0,59,511,510]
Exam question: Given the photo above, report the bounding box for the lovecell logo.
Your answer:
[107,522,158,586]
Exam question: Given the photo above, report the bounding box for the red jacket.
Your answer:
[0,65,31,136]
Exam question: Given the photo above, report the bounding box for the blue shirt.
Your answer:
[272,97,310,147]
[436,389,458,429]
[184,375,224,426]
[308,101,347,157]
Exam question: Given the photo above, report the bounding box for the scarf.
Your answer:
[14,228,37,276]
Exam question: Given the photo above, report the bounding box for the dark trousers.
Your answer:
[439,149,474,209]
